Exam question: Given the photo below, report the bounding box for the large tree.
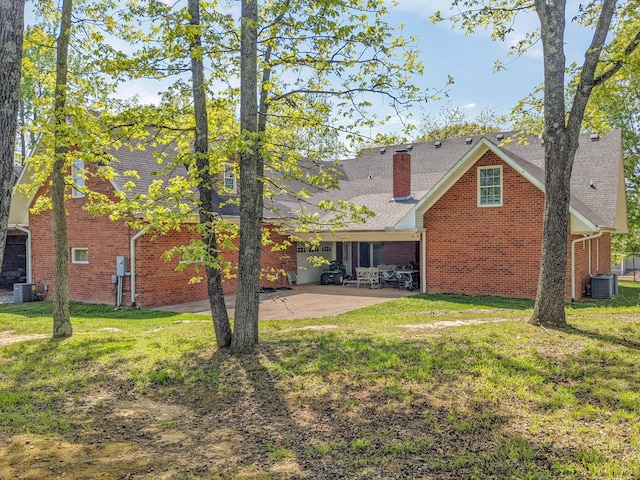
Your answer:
[51,0,74,338]
[233,0,261,354]
[187,0,232,348]
[25,0,141,337]
[112,0,426,354]
[434,0,640,327]
[229,0,427,353]
[0,0,26,275]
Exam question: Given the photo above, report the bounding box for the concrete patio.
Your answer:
[156,284,417,320]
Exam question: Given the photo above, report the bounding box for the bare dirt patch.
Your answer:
[0,330,48,347]
[399,317,516,330]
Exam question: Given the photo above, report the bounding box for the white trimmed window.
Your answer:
[71,248,89,264]
[224,163,237,193]
[478,166,502,207]
[72,160,85,198]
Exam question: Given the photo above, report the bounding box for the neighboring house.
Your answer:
[6,130,626,307]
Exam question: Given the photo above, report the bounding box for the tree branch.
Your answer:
[593,30,640,87]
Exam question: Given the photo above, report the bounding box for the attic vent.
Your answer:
[539,136,544,146]
[465,137,473,145]
[434,140,442,148]
[406,144,413,151]
[379,147,386,154]
[496,133,504,141]
[590,133,600,141]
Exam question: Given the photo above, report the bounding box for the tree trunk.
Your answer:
[52,0,73,338]
[532,135,572,327]
[531,0,571,327]
[531,0,621,327]
[231,0,262,355]
[188,0,232,348]
[0,0,26,273]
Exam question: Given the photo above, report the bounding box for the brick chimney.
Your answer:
[393,150,412,200]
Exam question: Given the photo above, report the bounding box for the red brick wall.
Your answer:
[424,151,546,299]
[29,173,139,306]
[423,151,610,300]
[383,242,418,268]
[569,232,612,299]
[28,167,298,308]
[132,228,208,308]
[393,152,411,199]
[216,226,297,293]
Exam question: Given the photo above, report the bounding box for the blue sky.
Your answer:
[29,1,597,138]
[110,0,597,141]
[389,1,595,125]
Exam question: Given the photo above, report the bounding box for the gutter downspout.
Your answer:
[13,225,32,283]
[130,227,148,307]
[571,230,604,301]
[421,230,427,293]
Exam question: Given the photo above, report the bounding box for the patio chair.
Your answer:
[365,267,381,289]
[351,267,370,287]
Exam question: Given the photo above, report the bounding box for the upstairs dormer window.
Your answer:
[72,159,85,198]
[224,163,237,194]
[478,166,502,207]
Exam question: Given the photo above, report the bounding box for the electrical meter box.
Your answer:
[116,256,128,276]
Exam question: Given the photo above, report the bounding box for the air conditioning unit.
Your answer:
[590,274,615,299]
[13,283,36,303]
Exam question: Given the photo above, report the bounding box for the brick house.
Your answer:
[291,130,626,300]
[7,130,626,307]
[8,145,295,308]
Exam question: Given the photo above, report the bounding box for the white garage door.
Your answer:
[296,243,333,284]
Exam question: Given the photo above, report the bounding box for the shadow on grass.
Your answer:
[0,335,138,438]
[190,340,562,479]
[3,322,638,478]
[411,292,534,311]
[0,300,183,320]
[166,334,635,478]
[558,324,640,351]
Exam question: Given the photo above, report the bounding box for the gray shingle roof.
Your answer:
[294,130,623,231]
[109,141,186,197]
[107,130,623,232]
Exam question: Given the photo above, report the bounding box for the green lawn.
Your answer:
[1,282,639,479]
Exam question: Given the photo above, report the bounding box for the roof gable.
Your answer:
[321,131,624,234]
